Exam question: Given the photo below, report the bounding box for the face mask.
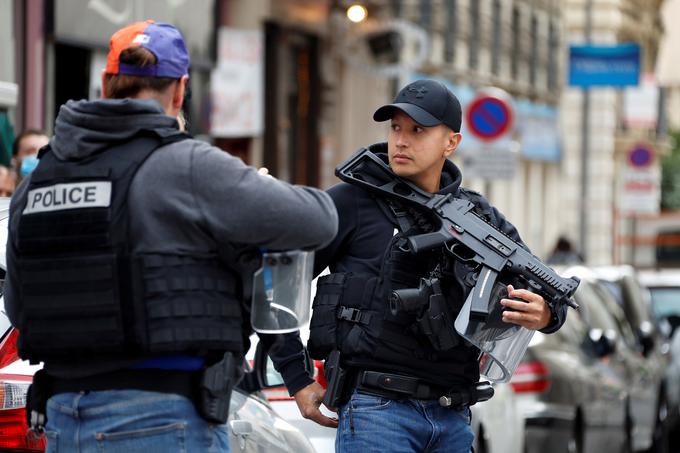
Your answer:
[20,154,39,177]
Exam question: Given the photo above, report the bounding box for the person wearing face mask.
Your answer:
[12,129,49,181]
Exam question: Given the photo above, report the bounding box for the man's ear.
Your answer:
[443,130,462,158]
[101,70,108,99]
[172,76,189,110]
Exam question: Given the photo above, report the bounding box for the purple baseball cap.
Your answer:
[105,20,189,78]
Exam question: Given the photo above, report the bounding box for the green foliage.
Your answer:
[661,130,680,210]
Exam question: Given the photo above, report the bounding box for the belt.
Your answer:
[352,370,493,408]
[353,370,450,400]
[51,369,200,401]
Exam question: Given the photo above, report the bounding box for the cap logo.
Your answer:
[408,86,428,98]
[132,34,150,44]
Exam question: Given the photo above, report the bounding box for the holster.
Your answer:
[197,352,243,424]
[322,350,349,408]
[415,279,459,351]
[26,369,53,434]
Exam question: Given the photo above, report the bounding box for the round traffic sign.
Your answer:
[627,144,654,168]
[466,95,513,141]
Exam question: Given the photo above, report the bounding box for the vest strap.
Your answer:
[337,306,372,325]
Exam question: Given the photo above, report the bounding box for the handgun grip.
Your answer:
[407,231,451,254]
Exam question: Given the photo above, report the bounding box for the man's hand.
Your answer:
[500,285,553,330]
[293,382,339,428]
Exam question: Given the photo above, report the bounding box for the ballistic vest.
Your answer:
[308,194,483,387]
[15,131,246,363]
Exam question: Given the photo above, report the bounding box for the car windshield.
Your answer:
[648,287,680,318]
[599,280,624,308]
[576,281,619,332]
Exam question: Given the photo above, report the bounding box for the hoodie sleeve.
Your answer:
[190,143,338,251]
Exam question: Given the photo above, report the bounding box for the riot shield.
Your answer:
[251,250,314,333]
[454,282,535,383]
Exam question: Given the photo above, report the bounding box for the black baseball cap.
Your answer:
[373,79,462,132]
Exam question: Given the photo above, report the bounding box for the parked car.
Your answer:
[638,268,680,448]
[638,268,680,336]
[592,265,671,453]
[512,267,630,453]
[0,198,318,453]
[255,339,525,453]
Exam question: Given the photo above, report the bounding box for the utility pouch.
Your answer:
[308,274,346,359]
[322,350,348,408]
[198,352,243,424]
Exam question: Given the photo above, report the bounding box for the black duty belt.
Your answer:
[354,370,449,400]
[51,369,199,401]
[352,370,493,408]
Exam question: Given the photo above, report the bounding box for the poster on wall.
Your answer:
[210,28,263,138]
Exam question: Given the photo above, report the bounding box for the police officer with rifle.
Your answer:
[304,79,576,452]
[4,21,338,452]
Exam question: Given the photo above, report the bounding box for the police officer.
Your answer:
[305,79,567,452]
[4,21,337,452]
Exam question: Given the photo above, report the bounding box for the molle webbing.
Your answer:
[19,253,127,356]
[141,255,244,354]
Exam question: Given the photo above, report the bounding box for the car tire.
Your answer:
[622,405,634,453]
[474,424,488,453]
[567,413,583,453]
[647,395,669,453]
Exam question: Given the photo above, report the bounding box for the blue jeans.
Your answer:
[336,390,474,453]
[44,390,230,453]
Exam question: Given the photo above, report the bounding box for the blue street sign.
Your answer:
[628,144,654,168]
[569,43,641,87]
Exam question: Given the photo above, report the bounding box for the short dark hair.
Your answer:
[13,129,48,156]
[104,47,178,99]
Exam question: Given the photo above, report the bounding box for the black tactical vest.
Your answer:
[308,197,482,387]
[15,131,246,363]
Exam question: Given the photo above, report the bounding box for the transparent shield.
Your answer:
[454,282,535,383]
[251,250,314,334]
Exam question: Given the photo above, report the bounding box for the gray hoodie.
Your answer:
[5,99,338,382]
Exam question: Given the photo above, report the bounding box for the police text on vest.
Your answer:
[23,182,112,214]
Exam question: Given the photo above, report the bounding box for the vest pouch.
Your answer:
[308,273,345,359]
[19,253,128,361]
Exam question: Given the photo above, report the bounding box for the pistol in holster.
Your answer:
[198,352,243,424]
[26,369,53,436]
[322,350,348,408]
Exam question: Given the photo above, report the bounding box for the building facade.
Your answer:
[562,0,667,266]
[5,0,671,264]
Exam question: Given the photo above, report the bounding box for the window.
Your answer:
[511,6,520,79]
[491,0,502,75]
[468,0,480,70]
[420,0,432,31]
[445,0,457,63]
[391,0,403,18]
[548,19,558,90]
[530,13,538,86]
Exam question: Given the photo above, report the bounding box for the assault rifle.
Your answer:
[336,149,580,321]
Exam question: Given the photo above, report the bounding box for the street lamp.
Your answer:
[346,4,368,23]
